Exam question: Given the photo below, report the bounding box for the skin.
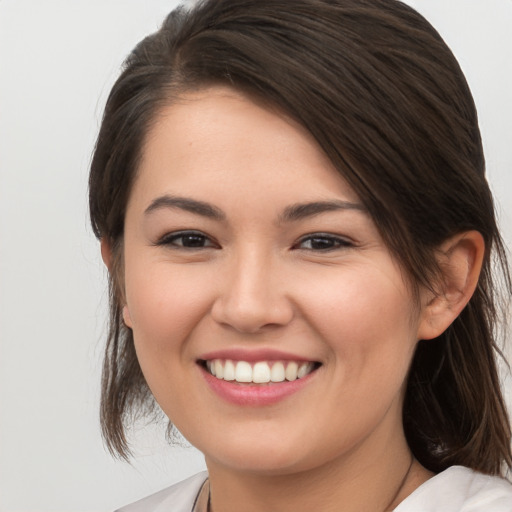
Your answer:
[110,86,484,511]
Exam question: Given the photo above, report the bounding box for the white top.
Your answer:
[115,471,208,512]
[115,466,512,512]
[393,466,512,512]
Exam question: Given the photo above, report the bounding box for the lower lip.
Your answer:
[200,365,317,406]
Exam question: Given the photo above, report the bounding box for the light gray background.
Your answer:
[0,1,511,511]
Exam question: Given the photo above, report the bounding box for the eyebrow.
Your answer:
[144,195,226,221]
[144,195,366,223]
[278,200,366,223]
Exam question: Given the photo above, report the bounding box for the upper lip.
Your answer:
[198,348,318,363]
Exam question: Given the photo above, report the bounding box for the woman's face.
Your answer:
[121,87,429,475]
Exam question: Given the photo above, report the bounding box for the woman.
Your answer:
[89,0,512,510]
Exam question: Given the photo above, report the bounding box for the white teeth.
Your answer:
[252,362,271,383]
[297,362,313,379]
[223,360,235,381]
[270,362,285,382]
[235,361,253,383]
[205,359,316,383]
[214,359,224,379]
[285,361,298,381]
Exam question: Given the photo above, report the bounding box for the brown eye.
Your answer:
[296,234,352,251]
[158,231,218,249]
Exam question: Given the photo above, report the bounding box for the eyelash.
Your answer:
[294,233,353,252]
[155,230,219,249]
[156,231,352,252]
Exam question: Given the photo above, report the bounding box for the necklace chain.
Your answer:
[202,456,415,512]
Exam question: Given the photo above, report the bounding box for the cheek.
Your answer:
[124,262,214,357]
[299,267,418,375]
[123,263,215,420]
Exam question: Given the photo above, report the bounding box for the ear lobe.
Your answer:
[100,237,113,271]
[122,305,133,328]
[101,237,129,312]
[417,231,485,340]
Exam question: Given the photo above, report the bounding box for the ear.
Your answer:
[122,305,133,328]
[100,237,133,328]
[100,237,113,271]
[417,231,485,340]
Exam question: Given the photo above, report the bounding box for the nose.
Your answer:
[210,249,294,334]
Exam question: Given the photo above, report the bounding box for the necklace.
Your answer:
[192,478,210,512]
[197,456,415,512]
[383,456,415,512]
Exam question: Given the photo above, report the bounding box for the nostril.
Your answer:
[210,294,294,334]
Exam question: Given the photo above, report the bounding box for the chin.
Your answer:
[206,450,308,476]
[198,430,335,476]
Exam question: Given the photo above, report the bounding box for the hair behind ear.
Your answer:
[99,237,155,460]
[404,233,512,474]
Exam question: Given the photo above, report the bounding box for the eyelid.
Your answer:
[293,232,354,251]
[155,230,220,249]
[153,230,352,251]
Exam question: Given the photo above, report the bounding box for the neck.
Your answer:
[205,427,433,512]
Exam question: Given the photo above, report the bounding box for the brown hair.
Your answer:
[89,0,512,474]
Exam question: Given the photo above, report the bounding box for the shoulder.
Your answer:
[394,466,512,512]
[115,471,208,512]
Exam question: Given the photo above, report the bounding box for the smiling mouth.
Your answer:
[200,359,321,384]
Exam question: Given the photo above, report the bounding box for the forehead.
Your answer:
[131,86,360,211]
